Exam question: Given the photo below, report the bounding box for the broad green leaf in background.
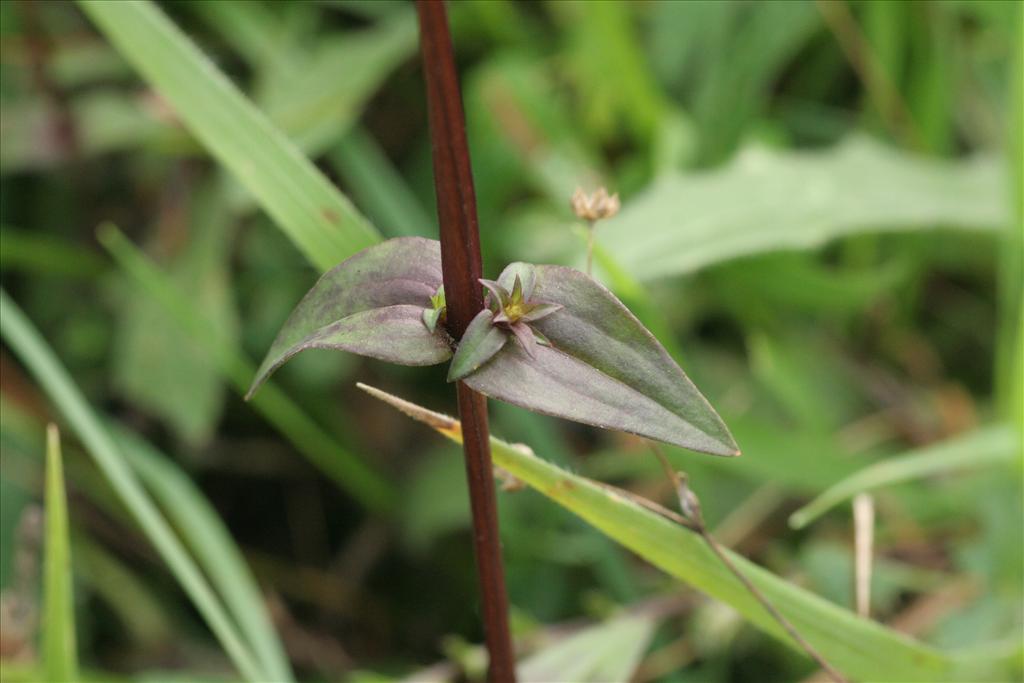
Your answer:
[600,136,1009,281]
[0,290,266,682]
[98,224,396,513]
[707,252,912,319]
[790,425,1020,529]
[358,383,1013,682]
[517,610,658,682]
[78,0,380,272]
[42,424,77,683]
[112,180,238,446]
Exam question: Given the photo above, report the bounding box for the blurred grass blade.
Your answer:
[72,536,172,651]
[188,0,417,158]
[78,0,380,271]
[358,382,987,682]
[112,427,293,682]
[0,290,266,682]
[185,1,427,236]
[259,16,416,156]
[601,135,1009,281]
[98,223,396,513]
[0,227,104,278]
[998,2,1023,425]
[42,424,77,683]
[331,128,435,237]
[790,425,1019,529]
[518,611,657,682]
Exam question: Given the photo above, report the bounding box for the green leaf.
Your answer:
[600,136,1009,281]
[359,383,991,682]
[518,611,658,682]
[248,237,449,397]
[448,309,509,382]
[0,290,266,682]
[42,425,77,683]
[77,0,380,272]
[789,425,1019,529]
[464,263,738,455]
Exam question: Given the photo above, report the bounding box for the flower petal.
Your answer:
[519,303,563,323]
[479,278,510,310]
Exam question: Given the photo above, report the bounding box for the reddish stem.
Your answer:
[416,2,516,681]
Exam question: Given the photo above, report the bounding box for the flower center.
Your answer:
[502,301,526,323]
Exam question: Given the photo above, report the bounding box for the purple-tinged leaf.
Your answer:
[519,303,563,323]
[467,263,739,456]
[251,306,452,398]
[248,238,448,398]
[508,321,537,359]
[448,309,508,382]
[479,279,510,311]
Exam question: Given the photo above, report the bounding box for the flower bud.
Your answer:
[571,186,620,222]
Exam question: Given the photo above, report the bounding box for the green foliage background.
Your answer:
[0,1,1020,681]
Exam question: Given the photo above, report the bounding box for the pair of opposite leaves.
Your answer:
[247,237,738,457]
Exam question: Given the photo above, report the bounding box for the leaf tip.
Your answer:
[357,382,460,436]
[46,422,60,451]
[788,511,810,530]
[244,374,267,402]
